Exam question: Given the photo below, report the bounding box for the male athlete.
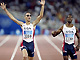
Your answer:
[0,0,45,60]
[52,14,80,60]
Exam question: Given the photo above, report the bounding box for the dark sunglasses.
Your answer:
[26,15,31,17]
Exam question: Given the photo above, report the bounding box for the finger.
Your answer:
[3,2,4,5]
[5,4,6,7]
[1,3,2,5]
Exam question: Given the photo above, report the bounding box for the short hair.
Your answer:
[23,12,30,16]
[66,13,73,18]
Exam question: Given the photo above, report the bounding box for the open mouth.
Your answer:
[28,18,30,19]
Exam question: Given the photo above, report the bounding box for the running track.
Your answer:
[0,35,80,60]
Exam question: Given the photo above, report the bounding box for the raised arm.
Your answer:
[75,27,80,51]
[32,0,45,27]
[0,3,24,26]
[52,26,63,37]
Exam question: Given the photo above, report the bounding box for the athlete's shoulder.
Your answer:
[31,23,36,29]
[30,23,33,25]
[63,24,67,27]
[61,25,63,28]
[22,23,26,26]
[59,25,63,31]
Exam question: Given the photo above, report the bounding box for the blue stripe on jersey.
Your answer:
[65,34,74,37]
[24,31,32,35]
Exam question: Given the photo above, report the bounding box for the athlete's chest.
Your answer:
[63,28,75,34]
[23,24,33,31]
[63,25,76,34]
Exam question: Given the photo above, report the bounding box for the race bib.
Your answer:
[65,34,74,42]
[24,31,33,39]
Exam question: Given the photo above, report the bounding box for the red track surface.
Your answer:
[0,35,80,60]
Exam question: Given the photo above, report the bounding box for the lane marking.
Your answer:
[0,35,10,46]
[44,35,62,54]
[10,36,22,60]
[44,35,71,60]
[34,37,42,60]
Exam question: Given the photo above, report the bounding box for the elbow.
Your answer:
[40,15,43,18]
[52,34,56,37]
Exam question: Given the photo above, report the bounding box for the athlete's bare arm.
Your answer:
[52,26,63,37]
[32,0,45,28]
[0,3,24,26]
[75,27,80,51]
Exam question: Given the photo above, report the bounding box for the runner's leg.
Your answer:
[28,56,34,60]
[63,56,68,60]
[22,49,28,60]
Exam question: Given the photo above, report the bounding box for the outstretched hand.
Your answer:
[39,0,45,6]
[0,2,6,10]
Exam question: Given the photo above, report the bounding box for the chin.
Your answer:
[28,20,30,22]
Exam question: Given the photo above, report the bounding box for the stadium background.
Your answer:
[0,0,80,60]
[0,0,80,35]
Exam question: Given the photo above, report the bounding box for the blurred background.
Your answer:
[0,0,80,35]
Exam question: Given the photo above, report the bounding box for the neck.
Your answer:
[26,21,30,25]
[66,22,73,27]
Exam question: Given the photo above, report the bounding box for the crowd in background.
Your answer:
[0,0,80,35]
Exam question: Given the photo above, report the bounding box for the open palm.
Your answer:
[39,0,45,5]
[0,3,6,10]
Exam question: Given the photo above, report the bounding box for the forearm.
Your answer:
[4,9,16,20]
[32,5,44,26]
[52,31,61,37]
[4,8,22,26]
[52,27,62,37]
[40,5,44,17]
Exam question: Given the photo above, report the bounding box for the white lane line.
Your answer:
[0,35,10,47]
[55,35,63,42]
[10,36,22,60]
[34,37,42,60]
[44,35,71,60]
[44,35,62,54]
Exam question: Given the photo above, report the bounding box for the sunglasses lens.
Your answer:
[26,15,31,17]
[27,15,29,17]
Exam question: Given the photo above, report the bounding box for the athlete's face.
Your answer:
[67,15,73,23]
[24,13,31,22]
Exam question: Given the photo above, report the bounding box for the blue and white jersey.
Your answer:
[63,24,76,44]
[22,23,35,42]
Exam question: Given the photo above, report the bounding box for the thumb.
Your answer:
[5,4,6,6]
[52,31,54,34]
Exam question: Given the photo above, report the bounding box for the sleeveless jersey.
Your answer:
[22,23,35,42]
[63,24,76,44]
